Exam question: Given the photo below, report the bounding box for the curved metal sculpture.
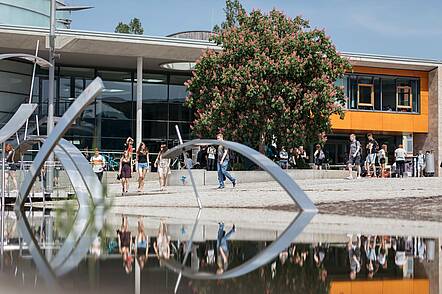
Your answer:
[0,104,37,143]
[15,77,104,210]
[13,77,105,284]
[0,53,52,67]
[161,139,317,280]
[0,103,37,254]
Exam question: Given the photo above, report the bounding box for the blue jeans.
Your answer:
[217,223,235,254]
[217,160,235,188]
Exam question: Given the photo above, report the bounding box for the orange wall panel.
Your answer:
[383,280,413,294]
[330,279,429,294]
[351,281,383,294]
[331,66,429,133]
[412,279,429,294]
[330,282,351,294]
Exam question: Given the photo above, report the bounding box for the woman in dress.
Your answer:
[135,218,148,270]
[136,142,150,192]
[154,144,171,191]
[117,216,133,273]
[119,150,132,195]
[5,143,18,192]
[154,220,170,260]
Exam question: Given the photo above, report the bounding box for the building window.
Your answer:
[344,74,420,113]
[397,86,412,110]
[357,84,374,107]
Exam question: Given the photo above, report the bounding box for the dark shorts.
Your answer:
[315,158,324,166]
[348,155,361,166]
[380,158,386,164]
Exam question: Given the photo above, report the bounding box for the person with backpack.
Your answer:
[314,144,325,170]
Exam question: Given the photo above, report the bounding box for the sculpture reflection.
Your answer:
[161,138,317,283]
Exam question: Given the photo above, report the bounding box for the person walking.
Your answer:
[136,142,150,192]
[378,144,388,178]
[314,144,325,170]
[216,133,236,189]
[119,150,132,195]
[365,133,379,177]
[154,144,171,191]
[125,137,135,172]
[5,143,18,192]
[90,148,106,182]
[394,144,407,178]
[416,150,425,177]
[347,134,361,179]
[207,145,216,171]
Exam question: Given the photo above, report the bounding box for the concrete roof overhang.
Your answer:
[343,52,440,72]
[0,25,440,72]
[0,25,221,71]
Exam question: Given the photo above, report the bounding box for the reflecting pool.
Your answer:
[0,204,439,294]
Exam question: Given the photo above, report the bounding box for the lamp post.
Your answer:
[46,0,92,193]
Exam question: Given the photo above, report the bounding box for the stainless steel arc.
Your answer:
[0,104,37,144]
[13,78,105,285]
[15,77,104,210]
[163,139,317,212]
[162,139,317,280]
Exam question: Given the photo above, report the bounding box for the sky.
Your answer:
[69,0,442,60]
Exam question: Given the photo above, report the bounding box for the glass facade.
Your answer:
[343,73,420,113]
[0,60,32,127]
[30,66,192,153]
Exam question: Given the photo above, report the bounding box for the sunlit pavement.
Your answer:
[107,176,442,208]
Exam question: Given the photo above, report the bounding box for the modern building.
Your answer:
[0,24,441,172]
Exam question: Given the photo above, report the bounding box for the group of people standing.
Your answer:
[346,133,414,179]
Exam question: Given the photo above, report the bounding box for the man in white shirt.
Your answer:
[90,148,106,182]
[394,144,407,178]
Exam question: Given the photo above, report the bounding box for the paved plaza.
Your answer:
[108,176,442,209]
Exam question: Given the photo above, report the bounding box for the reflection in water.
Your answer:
[117,216,133,273]
[135,218,148,270]
[154,220,171,260]
[0,210,438,293]
[216,222,235,274]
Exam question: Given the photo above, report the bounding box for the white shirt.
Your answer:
[90,154,106,173]
[394,148,407,161]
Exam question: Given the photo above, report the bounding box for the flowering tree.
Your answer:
[185,1,351,152]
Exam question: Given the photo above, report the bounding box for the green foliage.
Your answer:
[129,18,144,35]
[114,22,130,34]
[213,0,245,32]
[186,1,351,150]
[115,18,144,35]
